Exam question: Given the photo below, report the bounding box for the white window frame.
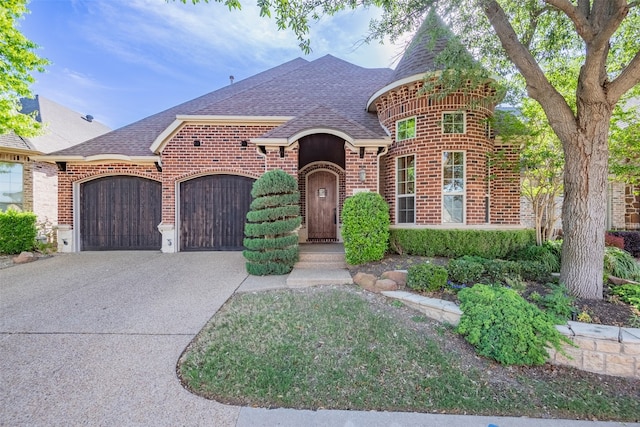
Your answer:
[442,111,466,134]
[396,116,417,141]
[396,154,416,224]
[442,151,466,224]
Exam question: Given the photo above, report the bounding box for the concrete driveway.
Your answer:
[0,251,248,426]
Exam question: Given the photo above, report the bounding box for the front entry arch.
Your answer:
[306,170,337,241]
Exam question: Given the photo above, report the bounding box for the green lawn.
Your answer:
[178,286,639,421]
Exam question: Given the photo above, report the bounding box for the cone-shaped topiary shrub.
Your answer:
[243,169,301,275]
[341,192,390,265]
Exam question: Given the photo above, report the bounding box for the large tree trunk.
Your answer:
[559,102,612,299]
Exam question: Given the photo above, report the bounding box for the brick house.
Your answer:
[42,14,521,253]
[0,95,110,224]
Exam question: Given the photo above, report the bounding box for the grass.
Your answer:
[178,286,639,421]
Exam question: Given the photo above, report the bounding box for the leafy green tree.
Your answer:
[1,0,48,137]
[609,92,640,188]
[180,0,640,300]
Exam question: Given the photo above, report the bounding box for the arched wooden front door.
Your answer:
[307,170,337,241]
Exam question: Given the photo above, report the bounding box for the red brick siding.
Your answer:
[490,141,521,224]
[374,80,516,225]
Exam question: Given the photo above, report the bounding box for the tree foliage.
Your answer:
[0,0,49,137]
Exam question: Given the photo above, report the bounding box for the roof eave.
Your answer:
[32,154,160,164]
[150,115,295,154]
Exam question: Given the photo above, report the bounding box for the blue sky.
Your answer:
[19,0,408,130]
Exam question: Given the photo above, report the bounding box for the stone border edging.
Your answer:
[381,290,640,379]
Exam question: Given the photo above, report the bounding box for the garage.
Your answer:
[80,176,162,250]
[180,174,254,251]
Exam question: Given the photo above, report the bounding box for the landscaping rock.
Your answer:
[13,252,36,264]
[381,270,407,287]
[353,272,378,292]
[375,278,399,292]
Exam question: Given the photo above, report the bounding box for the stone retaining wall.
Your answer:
[382,290,640,379]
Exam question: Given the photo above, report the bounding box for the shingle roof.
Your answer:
[0,133,35,152]
[50,55,393,157]
[390,9,473,83]
[258,105,385,141]
[20,95,111,154]
[51,58,310,157]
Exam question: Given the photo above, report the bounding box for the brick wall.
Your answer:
[374,80,519,225]
[159,123,279,224]
[625,184,639,230]
[32,161,58,223]
[490,141,521,224]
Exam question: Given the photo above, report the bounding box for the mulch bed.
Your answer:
[348,254,639,329]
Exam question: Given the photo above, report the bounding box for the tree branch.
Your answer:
[591,0,630,51]
[545,0,593,42]
[607,50,640,103]
[482,0,577,137]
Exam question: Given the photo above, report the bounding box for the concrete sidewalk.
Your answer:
[1,252,638,427]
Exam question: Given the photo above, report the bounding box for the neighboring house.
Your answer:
[41,13,521,253]
[0,95,110,224]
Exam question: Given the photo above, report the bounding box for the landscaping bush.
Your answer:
[529,283,576,324]
[389,228,535,259]
[456,284,572,366]
[407,263,448,292]
[510,243,560,272]
[481,258,522,284]
[605,233,625,250]
[610,284,640,311]
[603,246,640,281]
[608,231,640,258]
[341,192,389,265]
[518,260,553,282]
[243,170,301,275]
[446,257,485,285]
[0,209,37,254]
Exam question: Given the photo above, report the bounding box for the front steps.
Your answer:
[286,244,353,287]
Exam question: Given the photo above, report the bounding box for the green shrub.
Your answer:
[389,228,535,259]
[603,247,640,281]
[519,260,552,282]
[482,259,522,284]
[243,170,301,275]
[535,283,576,324]
[510,244,560,272]
[341,192,390,265]
[407,263,448,292]
[456,284,572,366]
[610,284,640,311]
[447,257,485,284]
[0,209,37,254]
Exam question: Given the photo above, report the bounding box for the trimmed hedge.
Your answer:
[0,210,37,254]
[243,170,300,275]
[389,228,535,259]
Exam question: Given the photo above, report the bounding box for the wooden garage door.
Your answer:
[80,176,162,250]
[180,174,254,251]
